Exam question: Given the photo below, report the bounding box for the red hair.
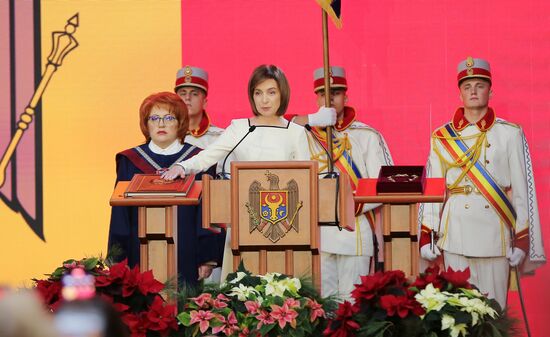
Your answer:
[139,92,189,143]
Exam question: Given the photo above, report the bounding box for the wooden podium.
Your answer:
[354,178,445,276]
[202,161,354,289]
[109,181,202,286]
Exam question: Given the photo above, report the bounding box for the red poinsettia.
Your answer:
[33,257,179,337]
[146,296,178,335]
[441,267,472,289]
[123,312,151,337]
[323,301,360,337]
[34,279,62,308]
[410,265,445,290]
[379,294,425,318]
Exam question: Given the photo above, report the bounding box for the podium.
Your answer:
[354,178,445,276]
[202,161,354,289]
[109,181,203,286]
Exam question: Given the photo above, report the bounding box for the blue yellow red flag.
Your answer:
[315,0,342,28]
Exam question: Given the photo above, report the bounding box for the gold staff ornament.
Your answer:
[0,13,79,187]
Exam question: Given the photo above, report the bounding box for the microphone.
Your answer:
[217,125,257,180]
[304,124,336,178]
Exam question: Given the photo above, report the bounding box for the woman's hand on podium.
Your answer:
[161,165,185,180]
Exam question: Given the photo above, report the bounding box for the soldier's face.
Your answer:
[459,79,491,109]
[253,79,281,117]
[316,89,347,116]
[176,87,208,118]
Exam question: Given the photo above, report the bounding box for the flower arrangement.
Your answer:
[177,265,336,337]
[324,266,514,337]
[33,257,179,337]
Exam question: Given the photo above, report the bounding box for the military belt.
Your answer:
[448,185,482,195]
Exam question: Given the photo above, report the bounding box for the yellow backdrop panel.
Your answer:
[0,0,181,286]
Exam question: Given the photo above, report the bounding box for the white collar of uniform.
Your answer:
[148,139,184,155]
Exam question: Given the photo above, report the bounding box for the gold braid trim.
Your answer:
[307,129,352,172]
[432,130,486,189]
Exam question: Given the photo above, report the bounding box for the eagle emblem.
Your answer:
[245,171,302,243]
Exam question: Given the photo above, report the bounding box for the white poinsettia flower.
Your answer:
[485,305,498,319]
[281,277,301,295]
[265,280,287,297]
[470,311,480,326]
[415,284,447,312]
[229,271,248,284]
[466,298,498,319]
[446,295,467,308]
[228,283,259,301]
[441,314,455,330]
[261,272,282,283]
[450,323,468,337]
[460,288,483,298]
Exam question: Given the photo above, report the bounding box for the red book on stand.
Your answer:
[124,174,195,198]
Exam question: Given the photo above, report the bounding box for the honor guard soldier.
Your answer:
[290,66,393,300]
[174,66,226,281]
[419,57,546,308]
[175,66,224,150]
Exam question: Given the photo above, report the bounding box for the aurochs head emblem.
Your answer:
[245,171,303,243]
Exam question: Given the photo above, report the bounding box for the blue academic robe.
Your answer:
[107,142,225,287]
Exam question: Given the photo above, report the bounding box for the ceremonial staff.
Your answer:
[320,9,334,174]
[0,14,79,187]
[511,228,532,337]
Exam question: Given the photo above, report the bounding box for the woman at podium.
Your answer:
[161,64,310,179]
[107,92,224,287]
[161,64,311,278]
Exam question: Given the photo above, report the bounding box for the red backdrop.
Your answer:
[181,1,550,335]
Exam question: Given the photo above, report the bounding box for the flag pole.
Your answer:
[321,10,334,174]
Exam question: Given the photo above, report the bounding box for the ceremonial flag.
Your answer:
[315,0,342,28]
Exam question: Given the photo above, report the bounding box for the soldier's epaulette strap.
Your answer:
[206,125,225,135]
[347,121,378,132]
[514,227,530,253]
[431,122,453,138]
[494,118,521,129]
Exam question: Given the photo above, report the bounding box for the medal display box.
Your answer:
[376,165,426,194]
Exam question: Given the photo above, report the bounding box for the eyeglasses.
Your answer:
[148,115,177,125]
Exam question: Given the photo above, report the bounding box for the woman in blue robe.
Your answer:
[107,92,224,287]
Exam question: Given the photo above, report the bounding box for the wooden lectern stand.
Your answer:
[354,178,445,276]
[202,161,353,290]
[109,181,202,286]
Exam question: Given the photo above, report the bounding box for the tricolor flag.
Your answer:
[316,0,342,28]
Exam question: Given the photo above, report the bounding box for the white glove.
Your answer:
[507,247,526,267]
[308,107,337,127]
[420,244,441,261]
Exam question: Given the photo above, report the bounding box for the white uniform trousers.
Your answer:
[444,251,509,308]
[321,252,371,302]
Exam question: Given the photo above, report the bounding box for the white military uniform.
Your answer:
[307,107,393,300]
[419,107,545,308]
[185,120,224,150]
[184,111,228,174]
[178,117,311,280]
[182,111,225,282]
